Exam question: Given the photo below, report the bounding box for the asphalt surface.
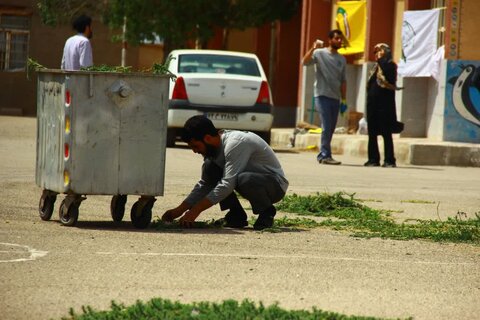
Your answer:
[0,116,479,320]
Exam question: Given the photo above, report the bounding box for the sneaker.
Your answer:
[253,206,276,230]
[319,157,341,165]
[364,161,380,167]
[382,162,397,168]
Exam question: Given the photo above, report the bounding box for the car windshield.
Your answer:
[178,54,261,77]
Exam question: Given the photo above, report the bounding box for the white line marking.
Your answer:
[0,242,48,263]
[95,251,475,266]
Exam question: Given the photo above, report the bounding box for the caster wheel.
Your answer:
[130,199,154,229]
[59,199,79,226]
[111,195,127,222]
[39,192,56,221]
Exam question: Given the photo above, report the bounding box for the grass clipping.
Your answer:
[27,56,176,79]
[62,298,406,320]
[276,192,480,243]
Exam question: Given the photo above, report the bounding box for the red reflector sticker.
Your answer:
[65,90,71,106]
[64,143,69,159]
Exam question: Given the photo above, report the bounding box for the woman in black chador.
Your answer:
[365,43,403,168]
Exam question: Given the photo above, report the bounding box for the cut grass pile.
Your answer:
[27,57,176,77]
[62,298,407,320]
[151,192,479,243]
[276,192,480,243]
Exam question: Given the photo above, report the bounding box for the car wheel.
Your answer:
[166,128,176,148]
[255,131,271,145]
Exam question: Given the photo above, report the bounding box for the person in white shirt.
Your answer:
[61,15,93,70]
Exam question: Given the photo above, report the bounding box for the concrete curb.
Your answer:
[271,128,480,167]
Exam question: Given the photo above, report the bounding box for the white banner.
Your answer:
[398,9,440,77]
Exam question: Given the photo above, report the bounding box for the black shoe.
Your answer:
[364,161,380,167]
[253,206,276,230]
[382,162,396,168]
[214,210,248,228]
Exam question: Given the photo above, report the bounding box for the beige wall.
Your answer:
[137,44,164,70]
[227,28,256,53]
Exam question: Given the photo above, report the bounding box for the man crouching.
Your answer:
[162,115,289,230]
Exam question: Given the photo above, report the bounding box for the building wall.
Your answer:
[457,0,480,60]
[228,28,256,53]
[296,0,479,143]
[270,13,302,127]
[426,60,447,140]
[366,0,396,61]
[137,45,164,70]
[0,0,139,116]
[297,0,333,125]
[443,60,480,142]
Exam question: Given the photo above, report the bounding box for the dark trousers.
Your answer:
[203,160,285,215]
[367,132,396,164]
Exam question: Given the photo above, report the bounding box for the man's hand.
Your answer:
[179,209,201,228]
[162,207,185,222]
[314,39,324,49]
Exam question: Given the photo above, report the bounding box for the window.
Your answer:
[0,13,30,71]
[178,54,261,77]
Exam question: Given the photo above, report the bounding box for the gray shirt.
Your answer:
[184,130,289,205]
[308,48,346,100]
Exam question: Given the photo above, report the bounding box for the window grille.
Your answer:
[0,14,30,71]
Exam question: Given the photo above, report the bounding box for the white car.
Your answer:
[165,49,274,147]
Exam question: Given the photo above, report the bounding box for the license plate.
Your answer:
[205,112,238,121]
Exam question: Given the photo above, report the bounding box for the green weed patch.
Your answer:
[62,298,406,320]
[276,192,480,243]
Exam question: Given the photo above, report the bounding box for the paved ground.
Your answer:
[0,116,479,320]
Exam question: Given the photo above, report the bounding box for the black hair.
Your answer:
[328,29,343,39]
[181,115,219,142]
[72,14,92,33]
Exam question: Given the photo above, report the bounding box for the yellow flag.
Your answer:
[336,0,366,55]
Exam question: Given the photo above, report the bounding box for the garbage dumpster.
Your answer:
[36,69,170,228]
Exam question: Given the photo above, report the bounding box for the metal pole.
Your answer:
[121,16,127,67]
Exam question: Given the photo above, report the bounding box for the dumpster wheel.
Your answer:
[39,190,57,221]
[130,196,156,229]
[59,195,86,227]
[111,195,128,222]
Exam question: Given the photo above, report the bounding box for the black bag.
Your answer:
[392,121,404,134]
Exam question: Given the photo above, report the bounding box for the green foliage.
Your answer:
[150,192,479,243]
[37,0,105,26]
[151,56,177,79]
[61,297,403,320]
[277,192,480,243]
[26,58,46,80]
[80,65,132,72]
[37,0,300,51]
[276,191,364,216]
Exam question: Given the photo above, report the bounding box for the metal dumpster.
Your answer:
[36,69,170,228]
